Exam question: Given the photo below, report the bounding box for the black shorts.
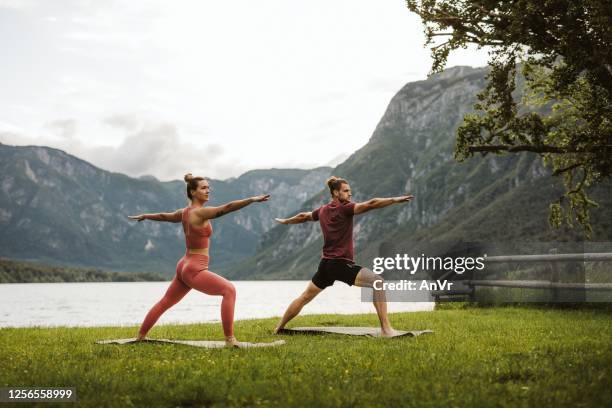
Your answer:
[311,258,363,289]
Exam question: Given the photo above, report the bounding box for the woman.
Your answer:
[129,173,269,347]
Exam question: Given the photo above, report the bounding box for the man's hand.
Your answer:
[393,195,414,203]
[274,211,313,225]
[252,194,271,203]
[128,214,146,222]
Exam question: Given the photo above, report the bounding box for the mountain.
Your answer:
[0,143,330,275]
[226,66,612,280]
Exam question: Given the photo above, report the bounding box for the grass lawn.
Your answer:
[1,306,611,407]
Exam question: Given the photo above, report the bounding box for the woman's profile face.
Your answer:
[192,180,210,202]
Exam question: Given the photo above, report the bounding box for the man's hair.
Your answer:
[326,176,348,196]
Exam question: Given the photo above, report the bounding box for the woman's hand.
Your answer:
[393,195,414,203]
[128,214,146,222]
[252,194,271,203]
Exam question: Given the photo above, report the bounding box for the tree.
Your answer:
[406,0,612,237]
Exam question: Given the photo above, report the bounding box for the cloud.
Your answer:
[0,0,39,10]
[325,153,350,168]
[86,124,237,181]
[0,119,248,181]
[45,119,77,139]
[308,90,350,104]
[94,123,194,177]
[102,114,139,132]
[0,120,25,134]
[366,73,423,93]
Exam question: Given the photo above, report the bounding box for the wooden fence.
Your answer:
[433,252,612,301]
[468,252,612,291]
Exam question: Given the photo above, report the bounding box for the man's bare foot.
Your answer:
[225,336,241,348]
[136,334,147,341]
[380,328,399,338]
[273,326,283,334]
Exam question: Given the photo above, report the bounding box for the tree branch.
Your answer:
[567,168,588,196]
[552,162,584,176]
[468,145,612,154]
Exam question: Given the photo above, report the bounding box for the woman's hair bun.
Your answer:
[184,173,194,183]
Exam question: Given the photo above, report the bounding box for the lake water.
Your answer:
[0,281,434,328]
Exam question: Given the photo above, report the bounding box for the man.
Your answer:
[274,176,414,337]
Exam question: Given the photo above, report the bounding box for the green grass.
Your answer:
[1,307,611,407]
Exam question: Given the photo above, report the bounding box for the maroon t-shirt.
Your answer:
[312,200,356,262]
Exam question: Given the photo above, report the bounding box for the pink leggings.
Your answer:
[138,254,236,337]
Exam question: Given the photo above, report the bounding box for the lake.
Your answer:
[0,281,434,328]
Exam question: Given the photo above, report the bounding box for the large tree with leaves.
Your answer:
[406,0,612,237]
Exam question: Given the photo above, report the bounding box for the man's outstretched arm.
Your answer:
[354,195,414,215]
[275,212,315,225]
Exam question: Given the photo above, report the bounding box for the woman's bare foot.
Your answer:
[380,328,399,338]
[225,336,241,348]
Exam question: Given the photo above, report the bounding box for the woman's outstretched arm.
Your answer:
[195,194,270,220]
[354,195,414,215]
[275,211,314,225]
[128,209,183,223]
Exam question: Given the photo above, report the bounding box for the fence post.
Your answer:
[549,248,559,302]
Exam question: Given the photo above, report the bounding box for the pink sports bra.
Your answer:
[181,206,213,250]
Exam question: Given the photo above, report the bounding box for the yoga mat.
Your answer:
[96,338,286,348]
[278,327,433,338]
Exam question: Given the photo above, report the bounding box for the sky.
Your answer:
[0,0,490,181]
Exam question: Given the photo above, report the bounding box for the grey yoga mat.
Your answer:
[278,327,433,338]
[96,338,286,348]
